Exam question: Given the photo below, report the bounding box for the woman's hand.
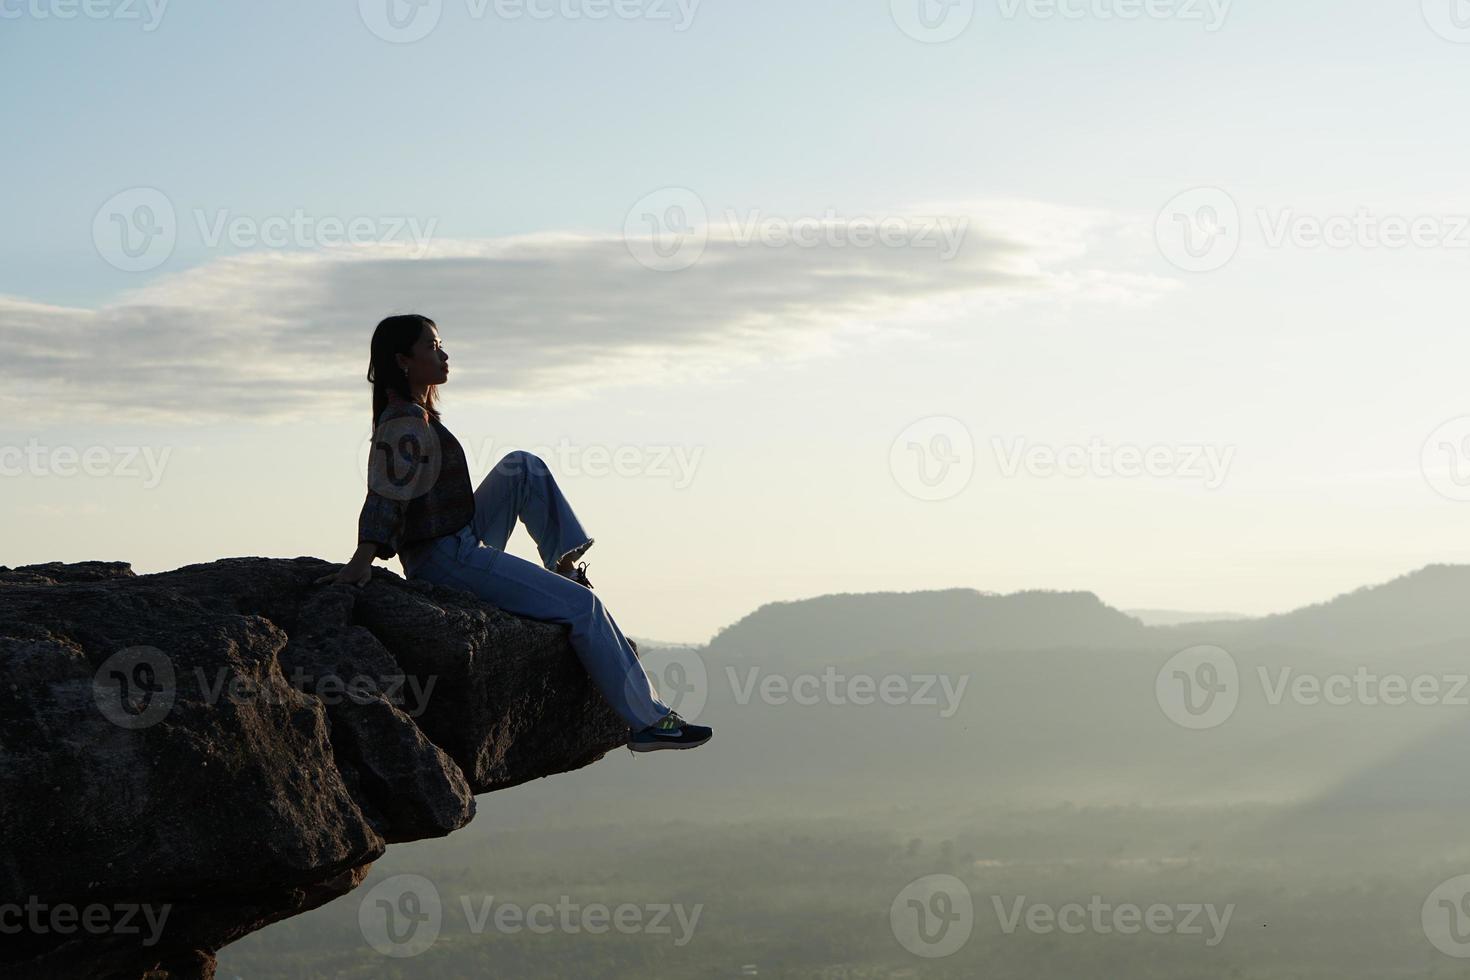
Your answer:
[314,562,373,587]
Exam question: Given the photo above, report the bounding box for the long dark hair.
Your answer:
[367,314,442,427]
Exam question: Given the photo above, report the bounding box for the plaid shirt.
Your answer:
[357,391,475,560]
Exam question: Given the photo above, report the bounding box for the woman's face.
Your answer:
[396,324,450,388]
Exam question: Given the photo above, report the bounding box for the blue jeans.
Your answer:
[398,450,672,731]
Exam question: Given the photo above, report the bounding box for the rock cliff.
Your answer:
[0,558,630,979]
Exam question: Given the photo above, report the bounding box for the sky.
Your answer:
[4,0,1470,643]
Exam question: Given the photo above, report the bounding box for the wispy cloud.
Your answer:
[1,201,1174,426]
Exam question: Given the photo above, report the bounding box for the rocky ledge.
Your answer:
[0,558,631,979]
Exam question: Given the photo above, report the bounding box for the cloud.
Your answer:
[0,200,1174,426]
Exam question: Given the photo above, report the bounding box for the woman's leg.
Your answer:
[414,537,671,731]
[470,450,595,571]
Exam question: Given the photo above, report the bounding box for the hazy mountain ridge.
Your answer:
[1153,563,1470,653]
[618,565,1470,818]
[694,564,1470,662]
[705,587,1154,661]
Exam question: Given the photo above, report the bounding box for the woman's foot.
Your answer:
[628,710,712,752]
[554,539,594,579]
[557,560,593,590]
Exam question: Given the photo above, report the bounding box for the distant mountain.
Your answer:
[478,564,1470,823]
[705,587,1154,662]
[701,566,1470,665]
[1158,564,1470,653]
[1125,608,1250,627]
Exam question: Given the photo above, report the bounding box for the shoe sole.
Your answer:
[628,734,712,753]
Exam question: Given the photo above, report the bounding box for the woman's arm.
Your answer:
[316,541,376,587]
[315,400,431,588]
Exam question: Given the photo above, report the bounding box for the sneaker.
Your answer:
[558,560,593,590]
[628,710,712,752]
[556,540,594,588]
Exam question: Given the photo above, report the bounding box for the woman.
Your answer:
[315,314,710,753]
